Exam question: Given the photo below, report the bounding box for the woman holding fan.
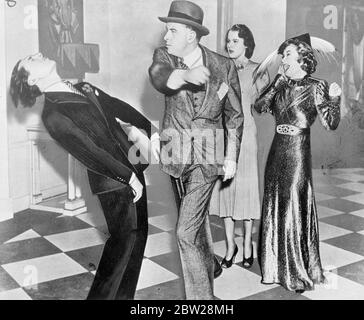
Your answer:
[254,33,341,293]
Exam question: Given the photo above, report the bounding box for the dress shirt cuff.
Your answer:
[167,70,187,90]
[151,132,160,141]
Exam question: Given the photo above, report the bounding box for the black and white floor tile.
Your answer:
[1,167,364,300]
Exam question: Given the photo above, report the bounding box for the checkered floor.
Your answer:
[1,166,364,300]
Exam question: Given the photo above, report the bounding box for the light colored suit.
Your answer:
[149,45,243,182]
[149,44,243,299]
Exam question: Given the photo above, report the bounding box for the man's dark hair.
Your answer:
[279,39,317,75]
[227,24,255,59]
[10,60,42,108]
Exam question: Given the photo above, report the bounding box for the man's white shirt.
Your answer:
[166,46,203,89]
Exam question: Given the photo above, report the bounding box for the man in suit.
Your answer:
[10,53,153,300]
[149,1,244,299]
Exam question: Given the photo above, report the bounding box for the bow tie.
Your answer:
[64,81,86,97]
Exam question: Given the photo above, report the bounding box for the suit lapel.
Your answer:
[78,84,109,123]
[194,46,216,118]
[196,45,210,115]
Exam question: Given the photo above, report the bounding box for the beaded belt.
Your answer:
[276,124,309,136]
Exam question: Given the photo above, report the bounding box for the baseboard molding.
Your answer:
[41,184,67,200]
[0,198,14,222]
[11,195,30,214]
[29,204,64,214]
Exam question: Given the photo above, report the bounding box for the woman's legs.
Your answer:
[223,217,236,259]
[243,219,254,258]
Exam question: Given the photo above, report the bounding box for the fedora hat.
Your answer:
[159,1,209,36]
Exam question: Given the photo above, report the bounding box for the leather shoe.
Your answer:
[295,289,305,294]
[214,256,223,279]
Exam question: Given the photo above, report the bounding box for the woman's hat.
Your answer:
[253,33,337,83]
[159,0,210,36]
[278,33,312,54]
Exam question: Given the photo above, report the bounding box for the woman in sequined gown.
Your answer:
[210,24,268,269]
[254,36,341,292]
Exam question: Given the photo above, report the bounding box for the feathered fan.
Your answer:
[253,33,338,84]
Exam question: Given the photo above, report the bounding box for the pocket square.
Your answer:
[217,82,229,100]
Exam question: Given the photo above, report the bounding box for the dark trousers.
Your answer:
[87,176,148,300]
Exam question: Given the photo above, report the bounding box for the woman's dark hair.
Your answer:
[10,60,42,108]
[278,39,317,75]
[227,24,255,59]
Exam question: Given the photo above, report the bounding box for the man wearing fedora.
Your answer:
[149,0,243,299]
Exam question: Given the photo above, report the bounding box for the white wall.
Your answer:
[232,0,287,62]
[0,1,12,221]
[6,0,68,214]
[6,0,39,215]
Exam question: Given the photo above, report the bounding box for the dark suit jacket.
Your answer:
[149,45,244,182]
[42,82,152,195]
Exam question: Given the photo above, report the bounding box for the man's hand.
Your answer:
[129,172,143,203]
[115,117,139,142]
[183,65,210,86]
[151,133,161,163]
[223,159,237,182]
[329,82,342,97]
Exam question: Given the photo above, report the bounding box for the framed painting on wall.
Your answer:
[38,0,99,79]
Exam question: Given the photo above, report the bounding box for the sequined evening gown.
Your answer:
[254,75,341,291]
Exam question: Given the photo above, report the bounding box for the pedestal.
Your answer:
[27,126,87,216]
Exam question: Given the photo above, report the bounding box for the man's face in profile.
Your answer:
[19,53,56,87]
[163,22,191,57]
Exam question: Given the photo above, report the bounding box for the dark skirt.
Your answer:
[259,130,326,291]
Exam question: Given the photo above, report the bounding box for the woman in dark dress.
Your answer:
[254,35,341,293]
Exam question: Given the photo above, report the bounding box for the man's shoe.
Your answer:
[295,289,305,294]
[214,256,223,279]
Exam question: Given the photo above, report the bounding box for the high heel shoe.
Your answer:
[242,245,254,269]
[221,245,238,269]
[214,256,223,279]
